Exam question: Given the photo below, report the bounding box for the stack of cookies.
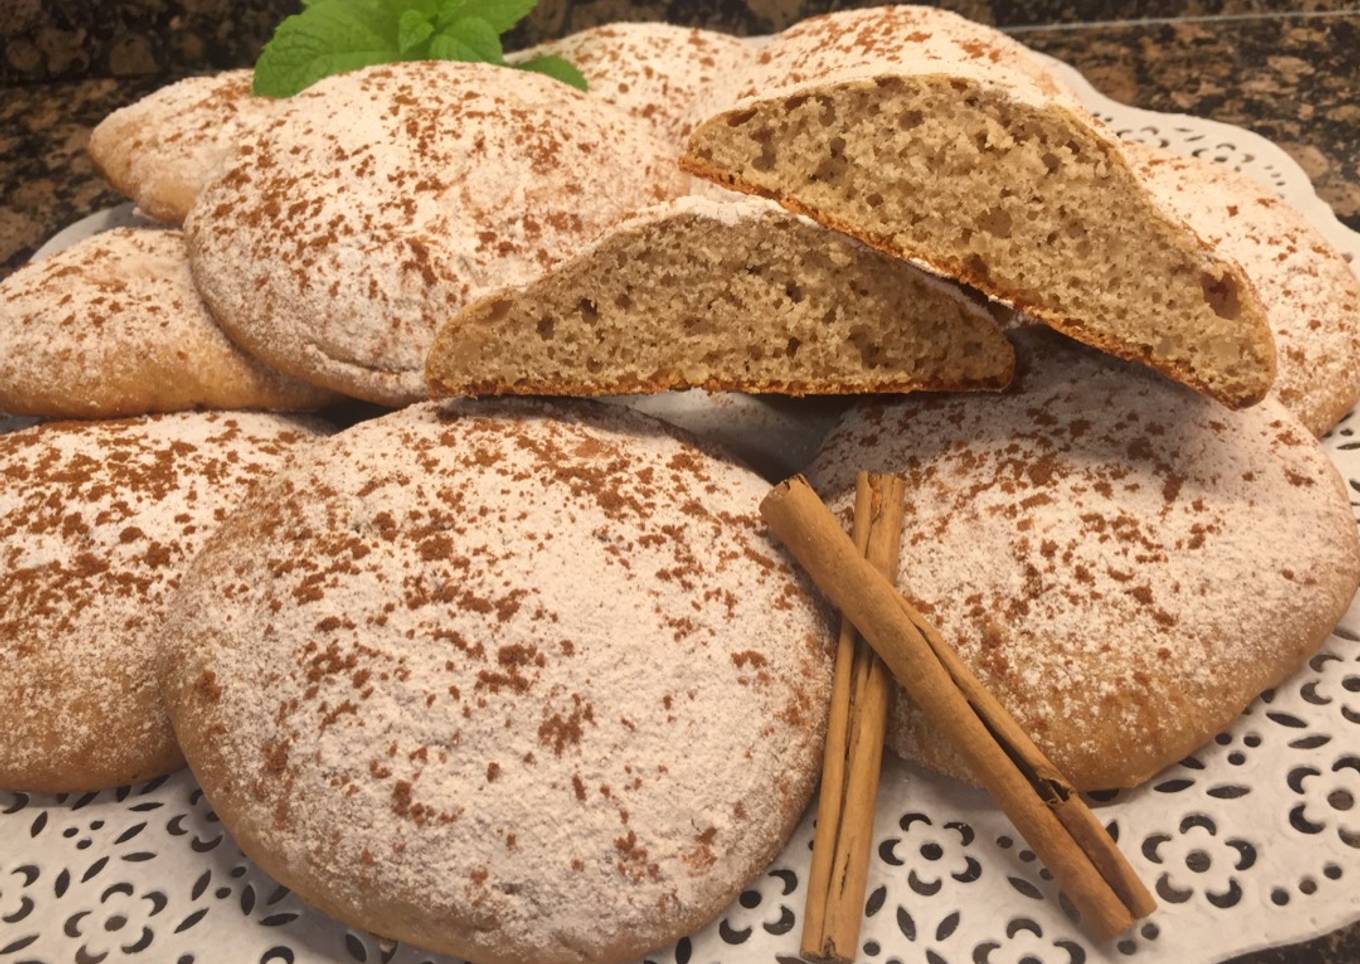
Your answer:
[2,7,1358,962]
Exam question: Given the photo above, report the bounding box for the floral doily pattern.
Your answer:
[7,58,1360,964]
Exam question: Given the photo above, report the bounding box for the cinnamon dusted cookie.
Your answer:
[0,413,327,793]
[162,400,832,964]
[0,227,337,418]
[89,70,275,225]
[1131,145,1360,436]
[808,330,1360,790]
[509,23,755,146]
[186,61,688,406]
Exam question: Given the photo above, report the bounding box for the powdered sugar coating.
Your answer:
[808,332,1360,790]
[0,412,328,792]
[89,70,275,224]
[162,400,832,963]
[0,227,334,417]
[1131,145,1360,436]
[510,23,756,145]
[185,61,689,406]
[720,5,1075,114]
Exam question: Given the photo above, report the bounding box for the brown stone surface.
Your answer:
[1018,13,1360,230]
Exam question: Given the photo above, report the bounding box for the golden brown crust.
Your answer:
[441,369,1013,398]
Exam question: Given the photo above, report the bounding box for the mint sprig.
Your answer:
[515,54,587,90]
[253,0,588,98]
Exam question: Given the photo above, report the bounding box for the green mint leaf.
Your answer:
[380,0,438,19]
[253,0,399,97]
[515,54,588,91]
[397,9,435,53]
[435,0,535,34]
[429,16,503,64]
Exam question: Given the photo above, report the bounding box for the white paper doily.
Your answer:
[5,57,1360,964]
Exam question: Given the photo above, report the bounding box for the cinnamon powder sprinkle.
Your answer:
[810,333,1360,787]
[160,399,833,956]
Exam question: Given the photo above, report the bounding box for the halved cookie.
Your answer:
[682,5,1276,408]
[89,70,273,225]
[187,61,688,406]
[1131,144,1360,435]
[0,412,327,792]
[425,196,1015,397]
[808,330,1360,790]
[0,227,337,418]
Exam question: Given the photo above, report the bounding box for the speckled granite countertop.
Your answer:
[1,5,1358,961]
[3,10,1357,274]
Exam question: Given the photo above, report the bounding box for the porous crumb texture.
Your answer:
[0,227,336,418]
[0,412,327,793]
[161,400,833,964]
[1132,145,1360,435]
[509,23,756,147]
[185,61,689,407]
[88,70,274,224]
[425,195,1015,398]
[682,5,1277,408]
[808,330,1360,791]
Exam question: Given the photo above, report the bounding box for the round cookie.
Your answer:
[808,331,1360,790]
[0,227,337,418]
[0,412,327,793]
[186,61,689,406]
[161,400,832,964]
[89,70,274,224]
[510,23,756,145]
[1131,145,1360,436]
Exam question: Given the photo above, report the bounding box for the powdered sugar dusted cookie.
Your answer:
[186,61,688,406]
[0,412,327,792]
[89,70,275,224]
[162,400,831,964]
[0,227,336,418]
[808,331,1360,790]
[1131,145,1360,436]
[510,23,755,145]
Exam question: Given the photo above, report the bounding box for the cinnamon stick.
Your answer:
[762,475,1154,942]
[892,593,1158,919]
[801,472,907,964]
